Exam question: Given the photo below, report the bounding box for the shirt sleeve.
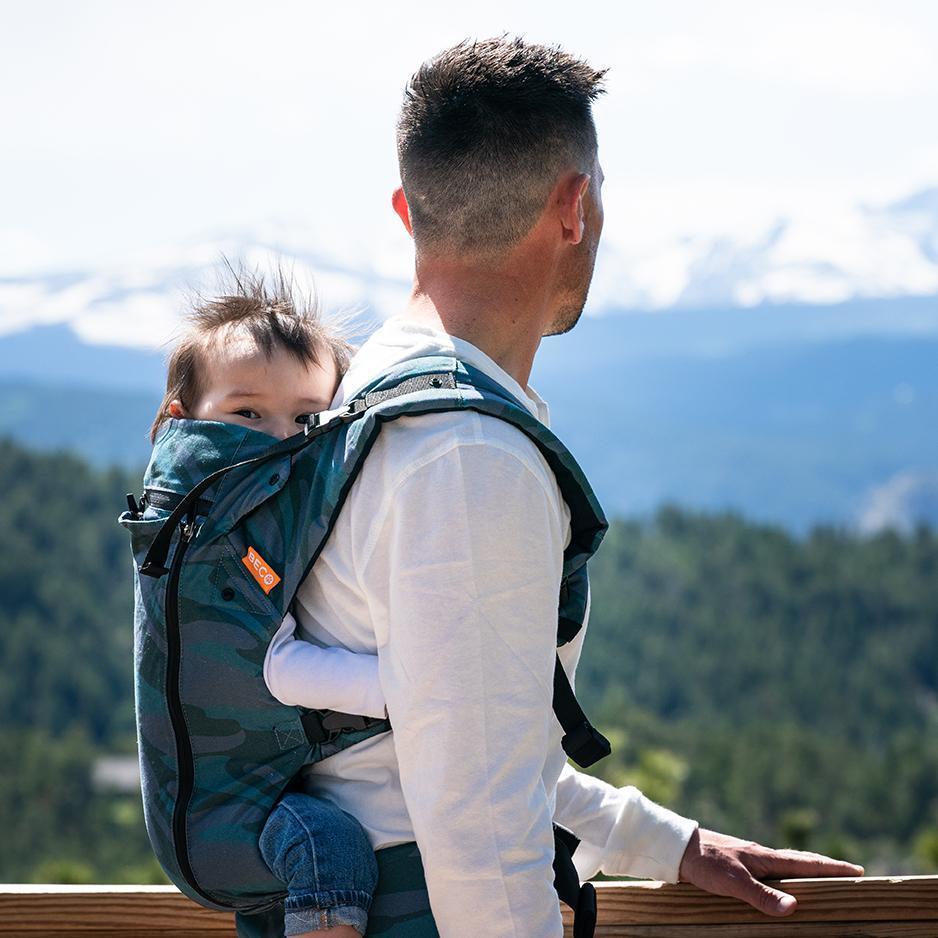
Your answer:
[366,432,567,938]
[263,610,387,719]
[554,762,698,883]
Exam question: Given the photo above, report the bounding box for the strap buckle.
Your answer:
[304,405,356,436]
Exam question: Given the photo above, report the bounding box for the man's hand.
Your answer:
[678,827,865,916]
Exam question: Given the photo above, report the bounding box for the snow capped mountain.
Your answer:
[0,225,415,350]
[592,186,938,311]
[1,187,937,349]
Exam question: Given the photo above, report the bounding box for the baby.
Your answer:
[151,271,386,938]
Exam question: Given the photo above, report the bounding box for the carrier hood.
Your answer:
[144,418,295,524]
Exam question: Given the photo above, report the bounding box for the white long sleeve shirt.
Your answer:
[294,318,698,937]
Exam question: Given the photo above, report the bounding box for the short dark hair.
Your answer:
[151,264,351,442]
[397,36,606,256]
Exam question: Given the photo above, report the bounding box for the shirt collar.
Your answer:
[337,317,551,426]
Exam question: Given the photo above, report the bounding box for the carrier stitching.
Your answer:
[274,724,306,750]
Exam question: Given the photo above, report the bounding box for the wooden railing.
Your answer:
[2,877,938,936]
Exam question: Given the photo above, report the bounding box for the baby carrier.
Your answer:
[120,355,611,937]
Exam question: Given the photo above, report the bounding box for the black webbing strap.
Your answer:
[553,656,611,769]
[557,613,583,646]
[553,824,598,938]
[300,709,389,746]
[557,575,584,646]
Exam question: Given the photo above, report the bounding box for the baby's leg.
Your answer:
[259,792,378,937]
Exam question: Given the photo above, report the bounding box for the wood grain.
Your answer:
[576,925,938,937]
[0,887,234,933]
[570,876,938,925]
[2,877,937,936]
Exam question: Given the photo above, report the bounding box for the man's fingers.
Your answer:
[738,875,798,917]
[747,848,864,880]
[696,858,798,918]
[680,831,865,919]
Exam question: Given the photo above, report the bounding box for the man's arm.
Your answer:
[554,762,697,882]
[554,765,865,917]
[366,429,567,938]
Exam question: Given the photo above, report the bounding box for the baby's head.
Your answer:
[152,270,351,442]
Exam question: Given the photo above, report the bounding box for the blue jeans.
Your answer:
[257,792,378,936]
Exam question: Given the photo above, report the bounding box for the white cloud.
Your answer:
[3,1,938,273]
[857,470,938,534]
[627,7,938,98]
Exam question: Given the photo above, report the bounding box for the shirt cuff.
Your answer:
[602,787,699,883]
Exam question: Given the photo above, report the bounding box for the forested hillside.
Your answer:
[1,438,936,882]
[5,313,938,531]
[581,510,938,871]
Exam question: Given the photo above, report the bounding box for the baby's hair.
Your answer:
[151,263,352,442]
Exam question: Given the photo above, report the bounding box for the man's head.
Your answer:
[395,37,606,334]
[396,36,606,255]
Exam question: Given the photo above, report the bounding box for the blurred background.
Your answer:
[1,0,937,883]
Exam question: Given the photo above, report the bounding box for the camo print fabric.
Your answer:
[119,354,608,916]
[365,844,438,937]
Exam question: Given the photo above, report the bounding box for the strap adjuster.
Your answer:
[561,720,611,768]
[304,405,355,435]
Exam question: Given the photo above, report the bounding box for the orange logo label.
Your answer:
[242,546,281,595]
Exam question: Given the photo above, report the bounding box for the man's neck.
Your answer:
[399,252,557,390]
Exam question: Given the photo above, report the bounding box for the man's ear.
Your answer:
[557,172,591,246]
[168,400,186,419]
[392,187,413,236]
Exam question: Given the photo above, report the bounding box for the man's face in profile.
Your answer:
[545,156,605,337]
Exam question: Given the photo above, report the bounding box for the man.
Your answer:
[295,37,863,936]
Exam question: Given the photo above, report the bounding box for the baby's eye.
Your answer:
[235,409,260,419]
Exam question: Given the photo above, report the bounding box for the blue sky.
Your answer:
[3,0,938,274]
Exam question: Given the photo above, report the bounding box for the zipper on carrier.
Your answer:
[163,515,218,906]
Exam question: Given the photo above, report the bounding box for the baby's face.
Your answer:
[184,337,339,440]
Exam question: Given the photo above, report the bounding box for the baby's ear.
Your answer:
[168,399,187,419]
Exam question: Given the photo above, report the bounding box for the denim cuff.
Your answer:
[283,889,372,936]
[284,902,369,936]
